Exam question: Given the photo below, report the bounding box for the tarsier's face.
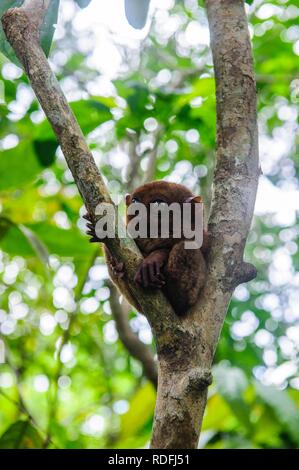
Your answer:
[125,181,202,254]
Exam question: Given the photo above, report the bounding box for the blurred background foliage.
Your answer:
[0,0,299,449]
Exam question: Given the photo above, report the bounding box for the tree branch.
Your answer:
[1,3,178,342]
[111,128,159,387]
[22,0,50,33]
[150,0,259,448]
[108,281,158,388]
[2,0,259,449]
[143,128,162,184]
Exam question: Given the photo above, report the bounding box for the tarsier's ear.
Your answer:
[125,194,131,205]
[184,195,203,203]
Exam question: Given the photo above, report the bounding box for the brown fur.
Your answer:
[105,181,209,316]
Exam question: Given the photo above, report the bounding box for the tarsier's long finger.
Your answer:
[136,265,146,287]
[86,222,94,230]
[89,237,98,243]
[156,273,164,281]
[114,262,124,273]
[112,262,125,279]
[148,268,165,288]
[150,271,165,287]
[112,268,125,279]
[149,280,165,289]
[148,263,155,284]
[141,265,149,288]
[156,273,165,283]
[154,262,165,281]
[155,262,165,280]
[87,230,95,236]
[134,269,142,284]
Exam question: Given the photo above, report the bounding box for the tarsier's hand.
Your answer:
[135,250,168,289]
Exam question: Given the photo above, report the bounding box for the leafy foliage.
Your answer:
[0,420,43,449]
[0,1,23,65]
[0,0,298,449]
[0,0,60,64]
[203,364,299,449]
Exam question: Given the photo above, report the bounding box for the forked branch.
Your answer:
[2,0,259,449]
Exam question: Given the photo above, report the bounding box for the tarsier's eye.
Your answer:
[151,199,168,206]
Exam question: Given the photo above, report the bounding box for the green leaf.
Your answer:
[0,0,59,64]
[40,0,60,58]
[0,1,23,65]
[0,420,43,449]
[0,219,50,267]
[26,222,94,258]
[255,382,299,446]
[126,84,150,115]
[0,141,41,191]
[0,218,93,262]
[176,77,215,108]
[32,97,115,140]
[33,139,58,167]
[213,363,252,430]
[202,392,236,432]
[125,0,150,29]
[120,383,156,439]
[71,99,113,134]
[19,224,50,266]
[0,217,35,256]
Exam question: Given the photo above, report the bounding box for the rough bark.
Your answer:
[108,282,158,388]
[150,0,259,448]
[22,0,50,30]
[2,0,259,449]
[1,3,177,332]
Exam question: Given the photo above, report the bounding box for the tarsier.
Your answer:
[85,181,210,316]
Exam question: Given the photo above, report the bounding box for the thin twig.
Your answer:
[2,0,259,448]
[2,1,176,334]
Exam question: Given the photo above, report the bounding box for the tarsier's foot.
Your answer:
[135,256,166,289]
[83,212,99,243]
[110,257,125,280]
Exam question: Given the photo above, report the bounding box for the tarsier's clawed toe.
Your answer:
[111,259,125,280]
[83,213,92,222]
[83,212,99,243]
[134,261,165,289]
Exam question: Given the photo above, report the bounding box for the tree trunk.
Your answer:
[2,0,259,449]
[151,360,210,448]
